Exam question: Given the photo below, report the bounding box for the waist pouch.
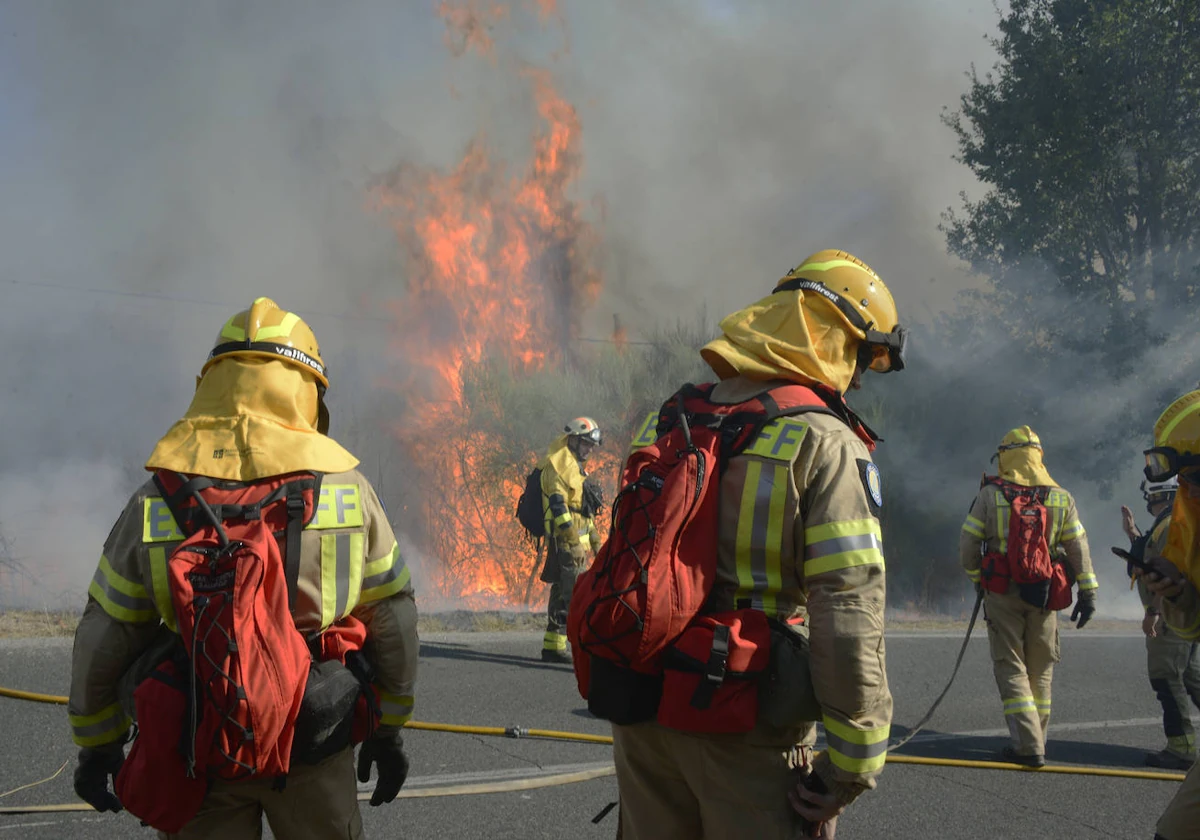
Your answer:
[292,649,379,766]
[1046,564,1073,611]
[657,610,769,734]
[584,655,663,726]
[758,616,821,729]
[114,659,210,834]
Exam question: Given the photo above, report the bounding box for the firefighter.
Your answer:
[538,417,602,663]
[1122,477,1200,769]
[959,427,1097,767]
[68,298,418,839]
[1143,390,1200,839]
[611,250,906,839]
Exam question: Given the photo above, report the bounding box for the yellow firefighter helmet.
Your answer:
[774,249,906,372]
[1146,390,1200,482]
[202,297,328,388]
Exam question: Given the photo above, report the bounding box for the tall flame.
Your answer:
[374,0,606,607]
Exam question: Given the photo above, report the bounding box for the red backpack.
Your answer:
[116,471,318,831]
[567,382,876,730]
[980,477,1072,610]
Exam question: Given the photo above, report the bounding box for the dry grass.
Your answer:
[0,609,80,638]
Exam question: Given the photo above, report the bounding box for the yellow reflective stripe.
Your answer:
[579,532,591,550]
[804,518,881,545]
[543,631,567,651]
[309,485,365,530]
[1061,520,1086,541]
[793,258,877,278]
[379,691,414,726]
[962,516,986,538]
[965,568,981,582]
[360,543,411,603]
[761,464,788,616]
[1076,573,1098,591]
[1168,610,1200,641]
[148,545,177,632]
[1035,699,1051,712]
[1003,696,1036,714]
[804,519,884,578]
[733,460,762,607]
[996,505,1009,554]
[553,512,572,528]
[220,315,247,341]
[252,312,299,341]
[69,703,130,747]
[345,533,365,616]
[88,555,156,623]
[320,534,339,629]
[142,498,184,543]
[822,716,889,775]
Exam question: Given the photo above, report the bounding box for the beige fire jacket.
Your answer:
[635,376,893,806]
[68,469,418,748]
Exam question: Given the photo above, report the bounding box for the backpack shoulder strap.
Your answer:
[152,470,231,547]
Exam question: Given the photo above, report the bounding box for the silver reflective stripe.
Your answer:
[90,567,154,614]
[335,534,351,620]
[364,560,401,592]
[824,730,889,761]
[804,532,882,560]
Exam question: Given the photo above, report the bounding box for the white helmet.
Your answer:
[565,417,602,445]
[1142,476,1179,502]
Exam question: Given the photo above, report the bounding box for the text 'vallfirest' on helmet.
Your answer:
[565,417,602,446]
[773,249,907,373]
[203,297,328,388]
[1146,390,1200,483]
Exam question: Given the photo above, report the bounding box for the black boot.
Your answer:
[541,648,573,664]
[1000,746,1045,768]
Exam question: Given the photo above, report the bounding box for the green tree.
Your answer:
[944,0,1199,364]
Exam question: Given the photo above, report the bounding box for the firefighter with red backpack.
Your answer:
[569,250,905,839]
[959,426,1097,768]
[68,298,419,839]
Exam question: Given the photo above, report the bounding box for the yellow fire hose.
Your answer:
[0,683,1187,791]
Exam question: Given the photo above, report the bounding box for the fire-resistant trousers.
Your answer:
[612,720,813,840]
[1148,631,1200,758]
[544,545,585,653]
[1157,758,1200,839]
[158,747,363,840]
[984,590,1059,757]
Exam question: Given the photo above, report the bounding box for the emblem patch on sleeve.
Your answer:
[858,459,883,516]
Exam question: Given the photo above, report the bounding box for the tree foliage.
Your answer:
[944,0,1200,363]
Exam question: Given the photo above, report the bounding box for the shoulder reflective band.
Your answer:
[309,485,365,530]
[803,518,884,579]
[89,555,156,623]
[142,498,185,543]
[360,542,411,604]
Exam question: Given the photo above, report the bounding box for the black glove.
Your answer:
[74,744,125,812]
[1070,590,1096,629]
[357,730,410,806]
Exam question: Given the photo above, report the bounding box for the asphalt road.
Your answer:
[0,626,1187,839]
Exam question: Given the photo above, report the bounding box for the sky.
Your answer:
[0,0,1070,609]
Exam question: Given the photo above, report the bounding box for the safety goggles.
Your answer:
[1144,447,1200,483]
[775,278,907,373]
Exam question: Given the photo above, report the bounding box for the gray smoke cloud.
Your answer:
[20,0,1159,614]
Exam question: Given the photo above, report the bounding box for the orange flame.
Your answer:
[375,1,604,608]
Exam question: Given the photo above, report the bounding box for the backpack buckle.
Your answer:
[286,495,306,521]
[690,624,730,710]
